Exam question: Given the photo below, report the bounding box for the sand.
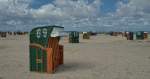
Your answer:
[0,34,150,79]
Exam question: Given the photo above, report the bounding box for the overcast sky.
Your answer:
[0,0,150,32]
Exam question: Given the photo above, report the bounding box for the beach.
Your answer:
[0,34,150,79]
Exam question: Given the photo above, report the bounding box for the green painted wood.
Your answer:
[30,26,64,73]
[30,26,53,47]
[69,31,79,43]
[43,50,47,72]
[136,31,144,40]
[37,48,42,72]
[30,47,37,71]
[30,26,64,47]
[30,47,47,72]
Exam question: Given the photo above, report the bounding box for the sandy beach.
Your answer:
[0,34,150,79]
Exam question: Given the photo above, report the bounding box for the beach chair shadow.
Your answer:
[55,62,93,73]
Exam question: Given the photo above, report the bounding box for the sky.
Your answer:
[0,0,150,32]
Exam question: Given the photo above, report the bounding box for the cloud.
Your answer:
[31,0,101,19]
[0,0,102,31]
[116,0,150,16]
[0,0,33,31]
[0,0,149,32]
[109,0,150,31]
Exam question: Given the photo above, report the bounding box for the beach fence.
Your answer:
[29,26,64,73]
[83,32,90,39]
[109,32,125,37]
[0,31,28,40]
[89,32,97,36]
[0,32,7,38]
[13,32,28,35]
[109,32,118,36]
[69,31,79,43]
[7,32,13,35]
